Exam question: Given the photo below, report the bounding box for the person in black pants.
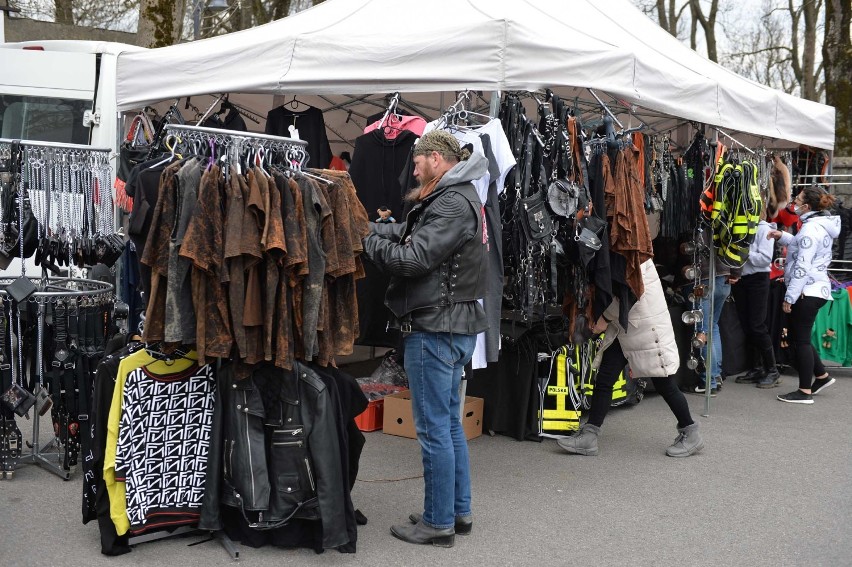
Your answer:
[585,339,696,440]
[768,186,840,404]
[557,260,703,458]
[733,212,782,388]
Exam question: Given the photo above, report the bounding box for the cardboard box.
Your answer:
[382,390,484,440]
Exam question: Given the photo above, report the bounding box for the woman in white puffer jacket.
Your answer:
[768,186,841,404]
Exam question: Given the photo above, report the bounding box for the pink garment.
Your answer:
[363,114,427,140]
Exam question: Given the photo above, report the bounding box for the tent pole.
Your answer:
[715,127,756,155]
[702,131,721,418]
[488,91,501,118]
[588,88,623,129]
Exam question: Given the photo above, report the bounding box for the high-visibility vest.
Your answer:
[699,143,729,220]
[713,159,763,268]
[538,345,581,432]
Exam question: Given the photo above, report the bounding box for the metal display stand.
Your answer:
[0,137,118,479]
[0,276,114,480]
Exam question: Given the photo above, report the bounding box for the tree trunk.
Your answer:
[800,0,820,101]
[690,0,719,62]
[655,0,676,36]
[54,0,73,24]
[238,0,254,31]
[824,0,852,153]
[690,9,698,50]
[138,0,183,47]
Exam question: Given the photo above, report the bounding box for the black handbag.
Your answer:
[1,383,36,418]
[574,214,608,267]
[520,189,554,242]
[547,178,579,219]
[19,192,39,259]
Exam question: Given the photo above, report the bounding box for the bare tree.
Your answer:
[789,0,823,101]
[823,0,852,153]
[689,0,720,62]
[726,0,798,93]
[54,0,72,24]
[633,0,690,38]
[190,0,324,38]
[657,0,691,37]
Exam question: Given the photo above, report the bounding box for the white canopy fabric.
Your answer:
[115,0,835,150]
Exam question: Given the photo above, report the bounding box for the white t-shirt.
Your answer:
[422,119,517,370]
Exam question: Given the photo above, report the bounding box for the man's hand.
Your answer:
[591,315,609,334]
[727,276,740,284]
[782,301,792,313]
[767,229,783,240]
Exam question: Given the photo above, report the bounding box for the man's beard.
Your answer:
[404,185,423,203]
[405,171,436,203]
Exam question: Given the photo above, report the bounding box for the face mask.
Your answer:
[794,205,804,215]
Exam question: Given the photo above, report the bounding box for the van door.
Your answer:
[0,50,96,144]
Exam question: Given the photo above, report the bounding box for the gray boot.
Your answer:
[556,424,600,456]
[666,422,704,457]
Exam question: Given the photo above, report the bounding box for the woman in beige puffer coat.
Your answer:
[557,258,704,458]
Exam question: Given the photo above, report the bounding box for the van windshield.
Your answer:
[0,95,90,144]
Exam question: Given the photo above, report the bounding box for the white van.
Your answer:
[0,40,144,152]
[0,40,143,275]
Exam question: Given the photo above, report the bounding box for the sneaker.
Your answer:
[811,377,835,395]
[692,384,718,397]
[777,390,814,404]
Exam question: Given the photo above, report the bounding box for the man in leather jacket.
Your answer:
[364,130,488,548]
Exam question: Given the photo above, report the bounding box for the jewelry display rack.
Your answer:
[0,276,114,480]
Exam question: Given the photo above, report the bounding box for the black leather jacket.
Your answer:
[364,153,489,335]
[216,361,349,549]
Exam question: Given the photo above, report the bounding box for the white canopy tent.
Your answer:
[115,0,835,151]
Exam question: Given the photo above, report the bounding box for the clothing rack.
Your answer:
[714,128,756,155]
[0,138,119,273]
[0,276,114,480]
[164,123,310,168]
[0,138,111,153]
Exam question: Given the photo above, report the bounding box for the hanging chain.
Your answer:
[18,149,26,279]
[36,298,44,387]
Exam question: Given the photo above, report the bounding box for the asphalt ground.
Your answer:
[1,366,849,567]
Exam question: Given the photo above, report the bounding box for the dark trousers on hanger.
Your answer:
[788,296,828,390]
[732,272,777,371]
[587,340,693,429]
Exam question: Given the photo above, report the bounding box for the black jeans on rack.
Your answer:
[788,296,828,390]
[587,340,694,429]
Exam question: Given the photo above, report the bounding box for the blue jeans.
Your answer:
[699,276,730,387]
[404,331,476,529]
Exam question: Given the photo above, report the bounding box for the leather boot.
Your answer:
[556,424,600,456]
[735,366,765,384]
[390,519,455,547]
[409,512,472,535]
[756,366,781,388]
[666,422,704,457]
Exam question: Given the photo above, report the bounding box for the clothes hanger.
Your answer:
[377,92,401,132]
[144,342,195,365]
[298,169,334,185]
[284,95,311,111]
[255,144,272,178]
[147,134,182,168]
